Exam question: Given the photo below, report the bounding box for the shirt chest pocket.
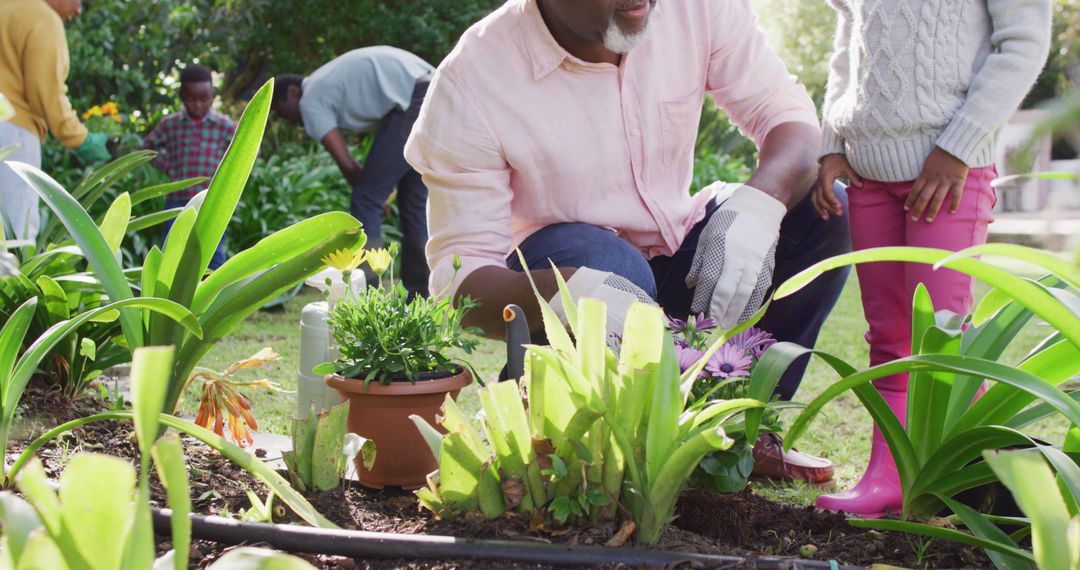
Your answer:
[659,93,700,166]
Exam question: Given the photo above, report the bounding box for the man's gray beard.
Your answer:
[602,15,651,54]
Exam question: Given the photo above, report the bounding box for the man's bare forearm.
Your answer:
[456,265,575,339]
[746,121,820,209]
[320,128,363,184]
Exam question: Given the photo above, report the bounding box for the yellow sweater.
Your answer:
[0,0,87,147]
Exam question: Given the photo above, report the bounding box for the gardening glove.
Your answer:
[686,183,785,329]
[548,267,657,350]
[75,131,111,166]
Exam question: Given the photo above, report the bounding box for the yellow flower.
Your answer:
[365,247,393,276]
[321,248,365,272]
[82,105,103,120]
[111,114,122,123]
[101,101,119,115]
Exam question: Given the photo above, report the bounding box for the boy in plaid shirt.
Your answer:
[145,63,236,269]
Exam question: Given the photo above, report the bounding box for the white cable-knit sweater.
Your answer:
[820,0,1052,182]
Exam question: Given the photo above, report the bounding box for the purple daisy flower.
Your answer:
[728,327,776,359]
[675,343,706,374]
[705,343,753,379]
[667,315,687,334]
[690,313,717,333]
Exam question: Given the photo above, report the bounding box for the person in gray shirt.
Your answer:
[272,46,434,297]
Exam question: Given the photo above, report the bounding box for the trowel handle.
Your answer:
[502,304,531,381]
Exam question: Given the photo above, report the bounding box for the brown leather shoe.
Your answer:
[751,433,834,486]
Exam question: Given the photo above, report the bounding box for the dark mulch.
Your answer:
[674,488,990,569]
[10,389,992,569]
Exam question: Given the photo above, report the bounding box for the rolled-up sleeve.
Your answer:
[404,69,513,301]
[704,0,819,146]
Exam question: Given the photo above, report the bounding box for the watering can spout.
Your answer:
[502,304,531,381]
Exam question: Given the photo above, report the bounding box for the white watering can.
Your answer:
[296,267,365,419]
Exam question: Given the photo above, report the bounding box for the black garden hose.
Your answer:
[151,508,854,569]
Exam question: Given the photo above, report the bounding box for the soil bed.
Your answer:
[10,388,991,569]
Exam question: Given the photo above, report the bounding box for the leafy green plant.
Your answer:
[0,151,204,395]
[0,347,317,569]
[5,351,336,529]
[754,244,1080,521]
[318,246,479,384]
[11,78,366,416]
[412,265,774,545]
[851,445,1080,570]
[282,400,375,492]
[0,296,200,484]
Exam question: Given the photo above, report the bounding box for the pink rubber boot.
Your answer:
[816,382,907,518]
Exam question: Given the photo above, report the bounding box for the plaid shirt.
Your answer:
[145,110,236,200]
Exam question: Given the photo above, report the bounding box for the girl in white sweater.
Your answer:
[812,0,1052,517]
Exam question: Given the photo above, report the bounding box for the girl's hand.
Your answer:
[906,147,969,222]
[815,153,862,220]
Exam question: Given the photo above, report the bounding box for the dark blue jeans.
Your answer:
[508,183,851,400]
[351,77,431,297]
[163,196,228,270]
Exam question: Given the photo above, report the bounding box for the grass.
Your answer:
[185,273,1071,507]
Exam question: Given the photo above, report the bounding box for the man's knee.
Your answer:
[511,223,657,298]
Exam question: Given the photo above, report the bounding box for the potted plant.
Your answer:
[315,246,480,488]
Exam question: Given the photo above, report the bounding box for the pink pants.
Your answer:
[849,166,997,392]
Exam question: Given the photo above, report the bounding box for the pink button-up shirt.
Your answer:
[405,0,818,298]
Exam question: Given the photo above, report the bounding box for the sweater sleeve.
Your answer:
[935,0,1052,166]
[22,17,87,148]
[820,0,852,158]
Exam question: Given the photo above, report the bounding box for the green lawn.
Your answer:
[185,273,1069,507]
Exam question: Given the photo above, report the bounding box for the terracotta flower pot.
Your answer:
[325,367,472,489]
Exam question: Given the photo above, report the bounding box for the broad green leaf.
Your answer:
[191,212,363,314]
[98,192,131,255]
[131,177,208,207]
[131,346,174,457]
[0,492,42,566]
[618,302,665,373]
[409,414,444,461]
[35,275,70,321]
[437,432,482,516]
[972,286,1015,327]
[0,298,36,410]
[1006,391,1080,429]
[8,162,141,347]
[909,323,960,464]
[59,454,136,570]
[850,519,1035,564]
[773,246,1080,348]
[311,400,350,491]
[71,151,156,202]
[192,80,272,272]
[908,426,1038,513]
[204,546,317,569]
[14,531,67,570]
[985,450,1073,570]
[127,209,182,234]
[953,339,1080,434]
[12,462,63,541]
[644,331,682,484]
[515,249,573,355]
[152,433,190,570]
[576,298,607,387]
[122,482,154,570]
[478,381,532,476]
[935,243,1080,290]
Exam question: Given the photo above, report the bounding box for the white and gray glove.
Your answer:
[549,267,657,349]
[685,184,785,329]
